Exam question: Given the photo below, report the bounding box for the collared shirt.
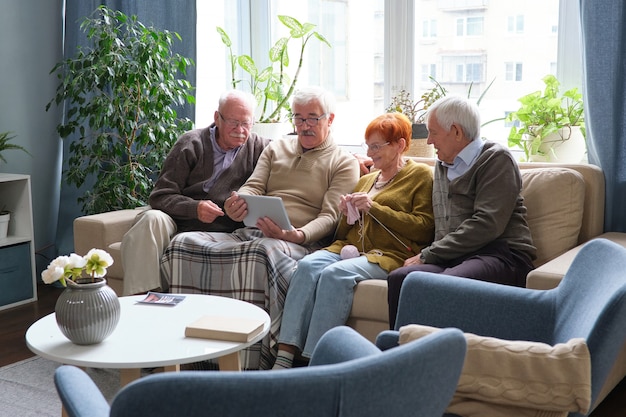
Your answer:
[202,126,241,192]
[442,139,484,181]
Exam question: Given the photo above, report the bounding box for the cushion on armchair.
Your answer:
[399,324,591,417]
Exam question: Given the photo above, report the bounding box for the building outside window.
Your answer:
[196,0,577,151]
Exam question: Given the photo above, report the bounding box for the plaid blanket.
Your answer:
[160,228,318,370]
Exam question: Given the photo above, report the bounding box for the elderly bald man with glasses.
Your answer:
[120,89,271,296]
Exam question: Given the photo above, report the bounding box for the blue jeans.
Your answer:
[279,249,387,357]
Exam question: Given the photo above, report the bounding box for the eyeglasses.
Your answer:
[290,113,328,127]
[362,142,390,153]
[218,112,254,130]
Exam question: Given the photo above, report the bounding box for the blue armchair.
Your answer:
[376,238,626,417]
[55,325,466,417]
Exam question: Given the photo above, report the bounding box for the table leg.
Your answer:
[218,352,241,371]
[120,368,142,387]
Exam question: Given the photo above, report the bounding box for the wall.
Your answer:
[0,0,64,274]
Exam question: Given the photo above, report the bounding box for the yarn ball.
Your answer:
[340,245,360,259]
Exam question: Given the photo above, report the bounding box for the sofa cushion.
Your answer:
[520,168,585,266]
[399,324,591,416]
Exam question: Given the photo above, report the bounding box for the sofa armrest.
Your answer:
[527,232,626,290]
[73,209,142,255]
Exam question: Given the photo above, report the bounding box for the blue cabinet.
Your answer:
[0,242,34,306]
[0,174,36,310]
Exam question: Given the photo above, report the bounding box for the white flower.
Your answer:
[41,249,113,287]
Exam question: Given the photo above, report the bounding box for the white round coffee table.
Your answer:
[26,294,270,386]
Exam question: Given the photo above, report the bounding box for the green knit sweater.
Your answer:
[326,159,435,272]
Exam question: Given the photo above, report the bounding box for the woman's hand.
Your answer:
[344,192,372,213]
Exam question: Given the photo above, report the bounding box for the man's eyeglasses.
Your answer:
[362,142,390,153]
[290,113,328,127]
[218,112,254,130]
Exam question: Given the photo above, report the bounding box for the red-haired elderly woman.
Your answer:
[273,112,435,369]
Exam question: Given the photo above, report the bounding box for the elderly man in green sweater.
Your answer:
[387,95,537,329]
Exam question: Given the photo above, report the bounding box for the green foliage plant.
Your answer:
[217,15,331,123]
[386,77,448,124]
[0,131,31,165]
[506,74,585,161]
[46,5,195,215]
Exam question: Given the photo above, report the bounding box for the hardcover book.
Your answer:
[185,315,265,342]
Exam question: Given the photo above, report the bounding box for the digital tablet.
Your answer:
[240,195,294,230]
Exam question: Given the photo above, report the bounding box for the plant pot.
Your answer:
[0,212,9,240]
[407,124,434,157]
[527,126,586,163]
[55,277,121,345]
[252,122,293,140]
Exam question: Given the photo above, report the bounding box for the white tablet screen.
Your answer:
[240,195,294,231]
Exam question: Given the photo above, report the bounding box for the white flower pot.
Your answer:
[527,126,587,163]
[252,122,293,140]
[0,212,9,240]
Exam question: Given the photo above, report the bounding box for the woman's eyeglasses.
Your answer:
[362,142,390,153]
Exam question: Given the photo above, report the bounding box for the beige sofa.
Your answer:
[74,159,626,404]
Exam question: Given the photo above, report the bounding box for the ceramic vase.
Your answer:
[55,277,121,345]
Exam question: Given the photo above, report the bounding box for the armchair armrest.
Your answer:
[54,366,110,417]
[396,271,555,343]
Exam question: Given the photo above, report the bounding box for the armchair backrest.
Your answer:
[107,326,466,417]
[552,238,626,407]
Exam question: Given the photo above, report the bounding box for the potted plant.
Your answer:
[0,131,31,165]
[46,6,194,215]
[217,15,331,137]
[506,74,586,162]
[386,77,447,156]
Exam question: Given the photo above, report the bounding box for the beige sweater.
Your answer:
[238,134,359,244]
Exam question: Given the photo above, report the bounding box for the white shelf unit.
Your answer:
[0,173,37,310]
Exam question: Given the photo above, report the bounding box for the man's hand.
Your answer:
[224,192,248,222]
[256,217,305,244]
[197,200,225,223]
[353,153,374,176]
[403,253,424,267]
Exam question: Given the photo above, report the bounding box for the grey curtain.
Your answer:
[580,0,626,232]
[55,1,196,254]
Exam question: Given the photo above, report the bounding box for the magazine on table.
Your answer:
[137,291,186,306]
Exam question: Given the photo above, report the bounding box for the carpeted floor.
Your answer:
[0,356,119,417]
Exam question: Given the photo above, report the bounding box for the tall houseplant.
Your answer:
[506,74,586,162]
[46,6,195,215]
[217,15,331,124]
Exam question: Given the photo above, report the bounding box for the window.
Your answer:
[505,62,523,81]
[457,16,484,36]
[507,15,525,34]
[420,64,437,82]
[196,0,581,150]
[422,19,437,38]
